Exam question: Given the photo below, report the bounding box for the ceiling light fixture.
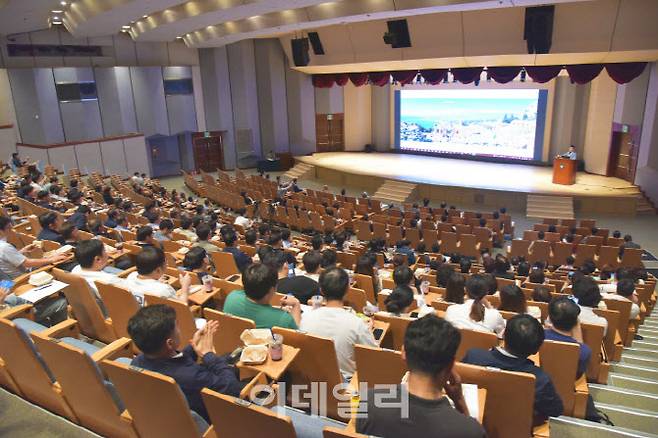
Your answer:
[142,15,148,18]
[51,9,63,13]
[53,16,60,20]
[60,1,67,5]
[122,25,131,29]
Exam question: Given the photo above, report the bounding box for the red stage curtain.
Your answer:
[334,73,349,86]
[420,69,448,85]
[524,66,562,83]
[487,66,522,84]
[565,64,603,85]
[390,70,418,85]
[349,73,369,87]
[312,74,335,88]
[369,72,390,86]
[451,67,483,84]
[605,62,647,84]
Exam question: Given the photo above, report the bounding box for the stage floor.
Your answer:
[297,152,640,198]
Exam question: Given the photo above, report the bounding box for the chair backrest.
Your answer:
[344,287,368,312]
[203,308,255,355]
[373,313,412,350]
[455,362,535,438]
[580,322,605,382]
[551,242,574,266]
[574,244,597,266]
[323,426,368,437]
[52,268,117,343]
[144,295,197,344]
[202,389,296,438]
[603,299,631,346]
[539,340,579,416]
[529,241,551,264]
[459,234,479,258]
[620,247,643,268]
[593,308,620,360]
[96,281,142,339]
[509,240,531,259]
[32,334,137,438]
[354,344,406,387]
[597,246,620,269]
[271,327,344,420]
[0,319,76,420]
[353,273,376,304]
[210,250,241,279]
[456,328,499,361]
[100,360,203,437]
[440,232,458,253]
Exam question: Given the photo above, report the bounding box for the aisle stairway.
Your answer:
[526,194,574,220]
[372,180,418,205]
[553,306,658,437]
[284,162,315,180]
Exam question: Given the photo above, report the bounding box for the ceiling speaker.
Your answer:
[291,37,310,67]
[524,5,555,54]
[383,19,411,49]
[308,32,325,55]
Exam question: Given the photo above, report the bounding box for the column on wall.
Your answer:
[636,62,658,203]
[95,67,138,136]
[255,39,289,156]
[227,40,261,168]
[583,73,617,175]
[285,62,316,156]
[0,69,19,158]
[198,47,237,169]
[371,84,391,151]
[344,82,372,151]
[549,76,577,159]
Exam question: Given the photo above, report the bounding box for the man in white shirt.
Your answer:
[0,216,68,279]
[71,239,128,299]
[234,208,253,229]
[125,246,191,306]
[602,278,640,320]
[300,267,377,381]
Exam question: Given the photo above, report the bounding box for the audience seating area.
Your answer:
[0,164,656,438]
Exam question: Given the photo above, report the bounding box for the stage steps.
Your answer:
[526,194,574,220]
[284,162,315,180]
[636,191,657,215]
[372,180,418,205]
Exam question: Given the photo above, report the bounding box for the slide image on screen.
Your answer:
[397,89,546,161]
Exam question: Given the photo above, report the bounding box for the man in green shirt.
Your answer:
[223,262,300,329]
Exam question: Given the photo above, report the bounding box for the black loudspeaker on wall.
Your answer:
[524,5,555,54]
[383,19,411,48]
[291,38,310,67]
[308,32,325,55]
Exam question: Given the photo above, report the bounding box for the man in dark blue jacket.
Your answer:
[37,211,65,244]
[128,305,245,422]
[67,204,91,232]
[462,314,563,426]
[222,229,252,272]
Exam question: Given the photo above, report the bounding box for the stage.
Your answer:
[296,152,642,215]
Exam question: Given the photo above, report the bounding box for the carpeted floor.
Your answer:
[0,389,98,438]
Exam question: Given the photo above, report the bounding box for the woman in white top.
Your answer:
[573,276,608,335]
[445,274,506,337]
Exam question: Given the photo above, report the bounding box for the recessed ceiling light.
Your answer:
[51,9,63,13]
[52,21,62,24]
[60,1,67,5]
[142,15,148,18]
[53,16,60,20]
[122,25,131,29]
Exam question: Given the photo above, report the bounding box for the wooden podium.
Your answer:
[552,158,577,185]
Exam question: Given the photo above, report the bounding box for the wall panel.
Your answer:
[47,145,78,174]
[100,139,129,176]
[74,141,104,174]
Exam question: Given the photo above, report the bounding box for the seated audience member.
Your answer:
[355,253,379,293]
[445,274,505,336]
[278,251,322,305]
[223,262,300,329]
[37,212,65,244]
[71,239,127,298]
[527,267,546,285]
[621,235,640,250]
[244,229,258,246]
[128,305,245,423]
[175,217,198,242]
[321,248,337,268]
[384,285,415,316]
[280,228,293,249]
[88,218,110,238]
[444,272,466,304]
[222,229,251,272]
[499,284,541,320]
[154,219,174,242]
[459,258,472,274]
[357,314,486,438]
[145,211,161,230]
[136,225,158,248]
[114,214,131,233]
[532,286,553,304]
[559,256,576,271]
[598,267,631,294]
[395,239,416,265]
[492,255,514,279]
[463,314,563,425]
[0,216,68,279]
[125,246,191,306]
[36,190,60,211]
[544,297,592,378]
[516,260,531,277]
[193,223,220,254]
[182,247,211,283]
[104,209,119,229]
[602,278,640,320]
[234,208,253,229]
[300,267,377,381]
[68,205,91,232]
[572,276,608,335]
[436,264,454,288]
